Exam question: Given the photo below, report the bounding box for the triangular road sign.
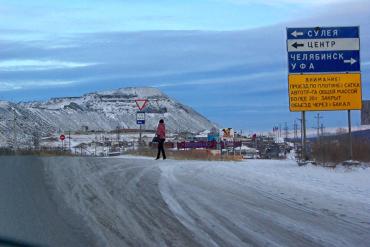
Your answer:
[135,99,148,111]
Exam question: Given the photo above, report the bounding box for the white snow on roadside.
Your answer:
[220,160,370,204]
[158,159,370,206]
[107,154,155,160]
[159,159,370,246]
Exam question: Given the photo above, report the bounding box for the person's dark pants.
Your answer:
[157,139,166,159]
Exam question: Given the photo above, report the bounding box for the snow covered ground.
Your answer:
[43,156,370,247]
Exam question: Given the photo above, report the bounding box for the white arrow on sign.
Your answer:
[291,30,304,38]
[343,58,357,65]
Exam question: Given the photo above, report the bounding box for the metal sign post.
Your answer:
[302,111,306,161]
[60,134,65,151]
[348,110,353,160]
[139,124,142,144]
[135,99,148,146]
[68,131,71,151]
[136,111,146,145]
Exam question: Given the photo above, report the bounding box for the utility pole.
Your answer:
[273,126,278,141]
[284,122,288,140]
[94,134,97,156]
[320,123,325,136]
[13,108,17,151]
[116,126,120,142]
[279,123,282,139]
[293,120,298,141]
[315,113,323,138]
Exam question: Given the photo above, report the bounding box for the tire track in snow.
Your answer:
[159,162,370,247]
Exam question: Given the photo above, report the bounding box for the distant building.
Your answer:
[221,128,234,141]
[81,125,89,132]
[361,100,370,125]
[175,131,196,141]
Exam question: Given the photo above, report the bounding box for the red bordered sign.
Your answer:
[135,99,148,111]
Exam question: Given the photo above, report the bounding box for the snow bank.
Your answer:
[159,159,370,246]
[185,159,370,205]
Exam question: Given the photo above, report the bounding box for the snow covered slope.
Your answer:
[0,88,217,146]
[0,101,55,147]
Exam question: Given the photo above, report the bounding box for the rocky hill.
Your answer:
[0,87,217,147]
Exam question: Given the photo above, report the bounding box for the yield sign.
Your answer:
[135,99,148,111]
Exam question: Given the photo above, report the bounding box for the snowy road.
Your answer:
[44,156,370,247]
[0,156,95,247]
[1,156,369,246]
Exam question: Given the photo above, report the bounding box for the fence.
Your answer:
[176,141,242,150]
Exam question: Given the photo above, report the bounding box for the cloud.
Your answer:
[0,79,78,91]
[218,0,353,6]
[195,101,288,109]
[0,82,22,91]
[153,71,285,88]
[0,0,369,130]
[0,59,98,72]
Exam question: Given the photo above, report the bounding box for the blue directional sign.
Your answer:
[287,26,360,74]
[287,27,359,40]
[288,51,360,73]
[136,111,145,125]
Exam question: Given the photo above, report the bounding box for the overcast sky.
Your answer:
[0,0,369,131]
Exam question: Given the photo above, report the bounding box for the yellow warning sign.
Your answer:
[289,73,362,111]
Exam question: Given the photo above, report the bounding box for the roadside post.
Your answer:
[60,134,65,151]
[136,111,146,144]
[302,111,307,160]
[286,26,361,161]
[135,99,148,146]
[68,131,71,151]
[348,110,353,160]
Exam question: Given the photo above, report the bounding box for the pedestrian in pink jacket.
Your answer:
[155,119,166,160]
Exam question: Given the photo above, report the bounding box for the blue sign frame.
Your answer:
[288,51,360,73]
[136,111,145,125]
[287,27,359,40]
[287,26,360,74]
